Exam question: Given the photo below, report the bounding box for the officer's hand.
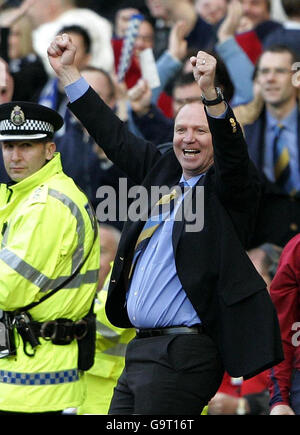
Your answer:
[47,34,80,86]
[270,404,295,415]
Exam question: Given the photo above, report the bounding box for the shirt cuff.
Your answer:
[65,77,89,103]
[207,102,228,119]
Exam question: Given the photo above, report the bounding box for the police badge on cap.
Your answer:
[10,106,25,126]
[0,101,64,141]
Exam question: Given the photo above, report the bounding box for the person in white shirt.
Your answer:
[26,0,114,76]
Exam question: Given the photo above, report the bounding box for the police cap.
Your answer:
[0,101,64,141]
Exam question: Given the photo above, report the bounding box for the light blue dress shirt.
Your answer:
[263,106,300,190]
[127,175,203,328]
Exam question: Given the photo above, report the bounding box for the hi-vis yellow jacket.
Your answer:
[78,264,135,414]
[0,153,100,413]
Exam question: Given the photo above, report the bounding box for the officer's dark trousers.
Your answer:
[108,332,224,415]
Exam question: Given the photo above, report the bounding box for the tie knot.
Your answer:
[274,123,284,136]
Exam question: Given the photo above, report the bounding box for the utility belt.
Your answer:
[0,308,96,371]
[0,196,98,370]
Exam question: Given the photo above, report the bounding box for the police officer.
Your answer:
[0,101,100,414]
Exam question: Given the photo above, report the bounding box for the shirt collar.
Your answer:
[266,105,298,133]
[179,173,204,187]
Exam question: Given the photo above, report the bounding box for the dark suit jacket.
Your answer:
[244,107,300,248]
[69,87,283,379]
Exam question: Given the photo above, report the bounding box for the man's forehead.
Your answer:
[259,51,292,63]
[174,82,202,98]
[175,102,206,123]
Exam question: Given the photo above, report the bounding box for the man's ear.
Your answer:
[45,141,56,160]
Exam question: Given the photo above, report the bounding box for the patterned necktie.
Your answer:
[272,123,294,194]
[129,184,186,278]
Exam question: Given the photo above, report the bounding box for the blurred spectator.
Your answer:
[195,0,228,26]
[0,2,48,101]
[113,17,155,91]
[82,0,148,23]
[78,224,136,415]
[144,0,170,59]
[215,0,282,65]
[269,234,300,415]
[146,0,214,59]
[0,58,14,104]
[241,0,271,27]
[113,5,140,39]
[26,0,114,75]
[97,224,122,291]
[208,243,282,415]
[134,18,155,56]
[128,72,202,146]
[113,17,187,119]
[243,45,300,248]
[264,0,300,54]
[235,0,282,64]
[38,24,92,135]
[215,0,256,106]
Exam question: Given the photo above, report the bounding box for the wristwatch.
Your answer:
[201,87,225,106]
[236,398,247,415]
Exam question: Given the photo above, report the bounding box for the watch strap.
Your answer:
[201,87,224,106]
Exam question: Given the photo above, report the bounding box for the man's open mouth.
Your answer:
[183,149,200,155]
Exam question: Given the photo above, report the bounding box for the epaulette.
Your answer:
[27,185,49,205]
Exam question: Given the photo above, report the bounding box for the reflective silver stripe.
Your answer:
[0,369,79,385]
[0,188,94,292]
[62,269,99,288]
[103,343,128,357]
[96,320,120,342]
[96,322,128,356]
[48,189,85,273]
[0,248,50,290]
[44,269,99,290]
[0,248,98,292]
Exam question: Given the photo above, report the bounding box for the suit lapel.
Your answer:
[172,172,207,253]
[120,150,182,252]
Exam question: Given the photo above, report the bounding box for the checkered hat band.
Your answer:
[0,119,54,133]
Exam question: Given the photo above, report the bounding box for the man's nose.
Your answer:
[265,70,277,81]
[184,130,195,143]
[11,147,22,161]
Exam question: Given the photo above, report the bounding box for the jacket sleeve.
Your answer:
[268,235,300,408]
[206,105,261,246]
[68,87,162,185]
